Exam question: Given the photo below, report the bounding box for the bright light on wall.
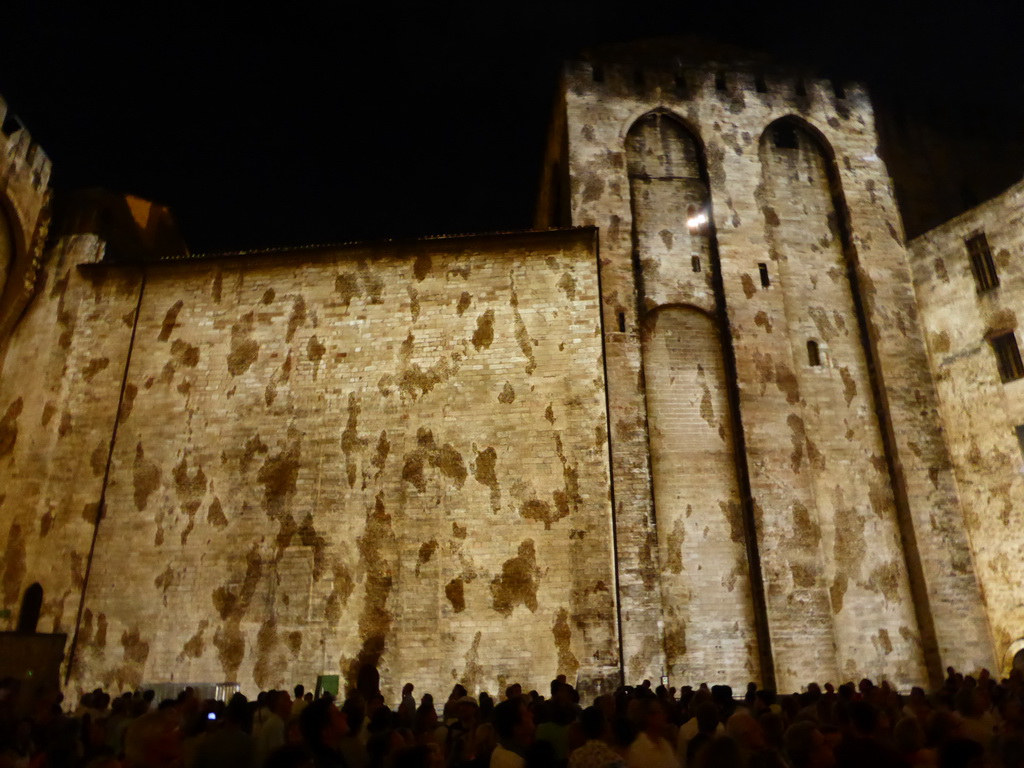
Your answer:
[687,212,708,230]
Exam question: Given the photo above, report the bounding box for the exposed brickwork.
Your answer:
[0,44,1010,699]
[909,180,1024,674]
[1,230,620,701]
[0,236,140,643]
[555,52,992,689]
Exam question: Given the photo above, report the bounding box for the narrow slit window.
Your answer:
[833,81,846,99]
[675,74,689,99]
[592,64,604,83]
[715,72,727,91]
[807,340,821,367]
[991,332,1024,382]
[755,74,768,93]
[1014,424,1024,460]
[692,256,702,272]
[617,312,626,333]
[795,79,807,98]
[633,70,645,88]
[966,232,999,292]
[758,263,770,287]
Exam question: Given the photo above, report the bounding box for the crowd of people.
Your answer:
[2,666,1023,768]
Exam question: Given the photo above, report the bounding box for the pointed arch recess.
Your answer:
[627,110,763,685]
[759,115,931,685]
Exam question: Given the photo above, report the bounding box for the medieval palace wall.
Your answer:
[553,54,993,690]
[0,229,620,701]
[910,179,1024,673]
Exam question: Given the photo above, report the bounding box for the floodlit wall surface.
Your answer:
[2,229,620,700]
[910,180,1024,673]
[0,237,141,642]
[560,55,993,689]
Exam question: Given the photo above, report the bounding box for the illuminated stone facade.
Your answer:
[0,46,1018,699]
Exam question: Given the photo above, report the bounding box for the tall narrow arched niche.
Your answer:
[625,112,716,313]
[758,117,927,686]
[639,304,761,686]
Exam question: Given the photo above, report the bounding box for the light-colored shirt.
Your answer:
[627,731,679,768]
[490,743,526,768]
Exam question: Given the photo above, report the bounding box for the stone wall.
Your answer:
[555,52,993,689]
[2,228,620,701]
[0,96,51,349]
[0,235,140,639]
[909,179,1024,673]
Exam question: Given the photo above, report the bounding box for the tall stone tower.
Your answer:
[538,41,995,691]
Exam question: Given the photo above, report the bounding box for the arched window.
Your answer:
[17,582,42,633]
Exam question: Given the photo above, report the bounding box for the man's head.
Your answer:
[294,684,305,699]
[300,698,349,751]
[123,710,182,768]
[272,690,292,720]
[726,711,767,752]
[785,721,835,768]
[493,698,533,745]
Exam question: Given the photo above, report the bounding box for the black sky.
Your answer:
[0,2,1021,252]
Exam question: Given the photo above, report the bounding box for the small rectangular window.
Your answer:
[992,332,1024,382]
[617,312,626,333]
[755,74,768,94]
[758,263,771,287]
[692,256,702,272]
[966,232,999,292]
[833,81,846,99]
[592,64,604,83]
[715,72,727,91]
[795,79,807,98]
[633,70,645,88]
[1015,425,1024,459]
[807,340,821,367]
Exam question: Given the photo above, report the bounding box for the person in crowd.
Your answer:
[783,721,836,768]
[300,698,352,768]
[626,698,677,768]
[491,699,534,768]
[568,705,624,768]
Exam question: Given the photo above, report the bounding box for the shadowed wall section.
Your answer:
[759,119,927,684]
[642,307,760,683]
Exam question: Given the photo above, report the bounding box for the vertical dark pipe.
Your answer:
[593,230,627,689]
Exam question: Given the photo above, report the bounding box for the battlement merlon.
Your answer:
[1,95,54,197]
[563,58,871,124]
[0,93,54,357]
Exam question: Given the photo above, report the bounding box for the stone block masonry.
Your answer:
[553,49,993,689]
[910,179,1024,674]
[1,228,621,702]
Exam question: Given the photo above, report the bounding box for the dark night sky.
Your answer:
[0,2,1021,252]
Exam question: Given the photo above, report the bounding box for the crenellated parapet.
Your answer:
[0,94,53,348]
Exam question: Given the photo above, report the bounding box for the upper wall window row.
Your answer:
[992,332,1024,383]
[966,232,999,292]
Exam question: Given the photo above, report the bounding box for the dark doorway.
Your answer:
[17,583,42,633]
